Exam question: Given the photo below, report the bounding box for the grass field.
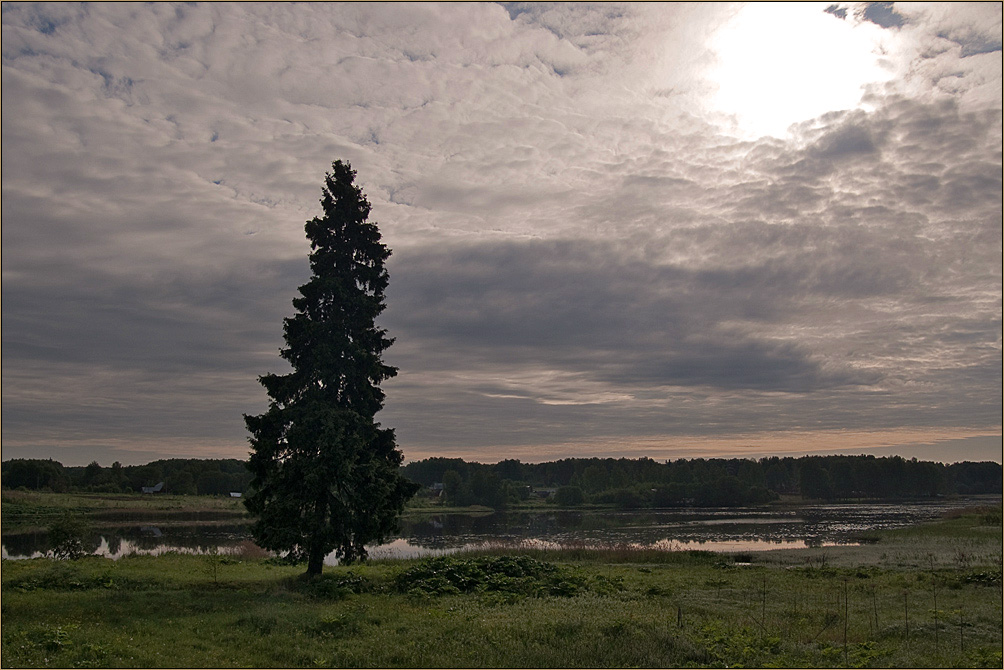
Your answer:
[1,490,248,530]
[0,489,528,531]
[1,507,1000,668]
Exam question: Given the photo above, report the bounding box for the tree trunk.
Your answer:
[306,549,324,577]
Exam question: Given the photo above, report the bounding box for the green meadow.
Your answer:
[2,506,1001,668]
[2,489,248,528]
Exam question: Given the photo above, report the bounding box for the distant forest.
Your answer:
[1,458,252,497]
[2,454,1000,510]
[399,455,1002,509]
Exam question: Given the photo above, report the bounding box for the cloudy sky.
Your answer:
[2,2,1001,467]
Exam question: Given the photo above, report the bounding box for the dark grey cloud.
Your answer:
[386,236,889,390]
[825,5,849,21]
[1,255,306,451]
[861,2,906,29]
[2,260,303,372]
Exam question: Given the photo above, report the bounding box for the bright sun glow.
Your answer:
[708,2,895,139]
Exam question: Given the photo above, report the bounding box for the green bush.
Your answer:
[6,562,123,592]
[554,485,584,506]
[394,555,606,598]
[46,513,89,560]
[297,571,371,599]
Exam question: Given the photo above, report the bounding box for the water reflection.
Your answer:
[363,536,849,563]
[2,498,990,563]
[1,523,252,560]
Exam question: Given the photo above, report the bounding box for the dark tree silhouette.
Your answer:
[244,160,418,575]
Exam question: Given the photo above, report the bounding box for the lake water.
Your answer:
[3,498,995,564]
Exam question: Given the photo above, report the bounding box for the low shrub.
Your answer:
[394,555,614,598]
[46,513,89,560]
[295,570,372,599]
[962,568,1002,587]
[5,562,136,592]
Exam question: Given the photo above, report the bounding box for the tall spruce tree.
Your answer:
[244,160,418,575]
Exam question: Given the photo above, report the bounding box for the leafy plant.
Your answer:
[46,513,88,560]
[393,555,605,598]
[200,545,222,586]
[962,569,1002,587]
[308,604,378,638]
[298,570,371,599]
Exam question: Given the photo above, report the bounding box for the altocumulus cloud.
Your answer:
[1,2,1000,465]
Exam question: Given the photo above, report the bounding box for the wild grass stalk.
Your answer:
[933,572,940,654]
[843,578,849,666]
[872,584,879,633]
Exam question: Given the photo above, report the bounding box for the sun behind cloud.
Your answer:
[706,2,897,139]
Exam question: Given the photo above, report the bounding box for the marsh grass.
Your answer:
[2,508,1000,668]
[445,537,728,566]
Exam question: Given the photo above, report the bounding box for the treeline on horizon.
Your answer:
[2,454,1000,510]
[400,454,1002,509]
[0,458,252,496]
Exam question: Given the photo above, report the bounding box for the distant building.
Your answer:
[229,492,242,498]
[141,482,164,494]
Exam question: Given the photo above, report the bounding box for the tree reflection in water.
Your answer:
[1,499,985,561]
